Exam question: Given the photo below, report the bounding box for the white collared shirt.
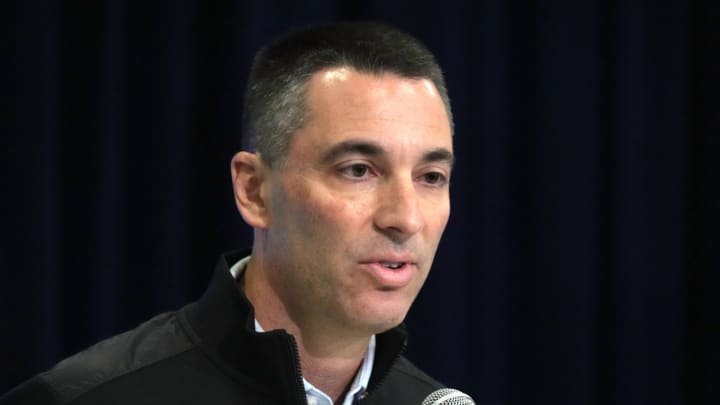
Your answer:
[230,257,376,405]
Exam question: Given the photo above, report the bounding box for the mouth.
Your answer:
[360,259,417,288]
[379,261,406,270]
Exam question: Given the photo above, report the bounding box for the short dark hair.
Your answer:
[242,21,453,168]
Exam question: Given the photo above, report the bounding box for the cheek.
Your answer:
[436,202,451,231]
[286,178,370,230]
[422,197,450,233]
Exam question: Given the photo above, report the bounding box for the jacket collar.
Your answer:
[182,250,408,402]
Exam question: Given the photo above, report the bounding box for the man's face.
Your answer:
[260,68,453,336]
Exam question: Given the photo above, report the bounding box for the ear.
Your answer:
[231,151,270,229]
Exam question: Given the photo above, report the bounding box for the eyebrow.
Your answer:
[422,148,455,168]
[320,140,384,164]
[319,139,455,168]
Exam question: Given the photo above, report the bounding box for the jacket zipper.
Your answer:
[353,338,407,404]
[287,334,308,405]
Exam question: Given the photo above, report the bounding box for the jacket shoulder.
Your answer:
[20,311,194,404]
[367,356,444,403]
[0,377,61,404]
[391,355,444,389]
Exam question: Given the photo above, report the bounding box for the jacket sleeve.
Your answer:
[0,377,62,405]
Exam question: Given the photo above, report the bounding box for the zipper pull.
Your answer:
[352,389,369,404]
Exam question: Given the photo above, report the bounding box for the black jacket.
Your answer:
[1,251,443,404]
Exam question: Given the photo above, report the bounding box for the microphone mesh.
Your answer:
[421,388,475,405]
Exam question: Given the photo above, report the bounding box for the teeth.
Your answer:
[381,262,403,269]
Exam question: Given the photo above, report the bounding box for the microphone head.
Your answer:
[421,388,475,405]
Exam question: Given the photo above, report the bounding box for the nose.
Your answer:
[374,178,425,242]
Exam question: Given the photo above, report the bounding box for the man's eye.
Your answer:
[422,172,447,186]
[340,163,372,179]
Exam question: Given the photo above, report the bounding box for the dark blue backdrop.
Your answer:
[2,1,718,404]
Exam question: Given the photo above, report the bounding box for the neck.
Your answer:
[300,343,367,402]
[240,256,372,402]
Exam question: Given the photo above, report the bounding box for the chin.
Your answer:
[345,293,415,332]
[359,310,409,334]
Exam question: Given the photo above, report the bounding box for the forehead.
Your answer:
[313,66,440,95]
[307,67,444,112]
[291,67,452,153]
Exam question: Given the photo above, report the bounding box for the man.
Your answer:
[1,21,455,404]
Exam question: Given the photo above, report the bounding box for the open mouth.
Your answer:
[380,261,405,269]
[361,260,415,288]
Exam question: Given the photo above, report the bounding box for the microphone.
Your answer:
[421,388,475,405]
